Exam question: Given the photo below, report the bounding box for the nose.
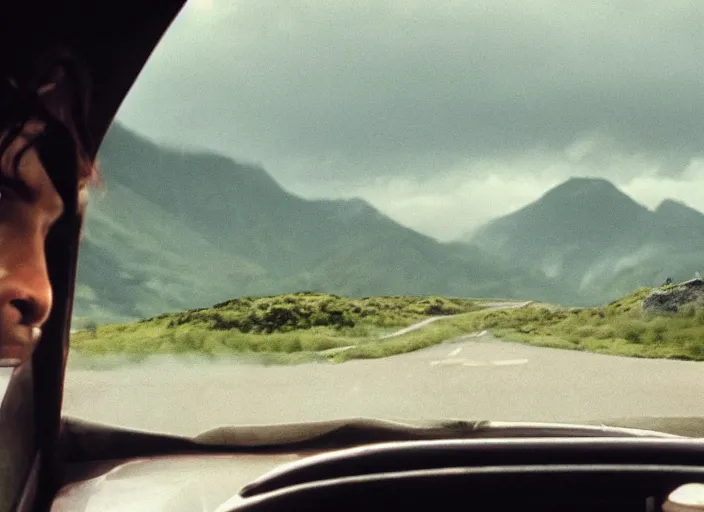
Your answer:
[0,244,53,330]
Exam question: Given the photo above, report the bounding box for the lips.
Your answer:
[0,356,21,367]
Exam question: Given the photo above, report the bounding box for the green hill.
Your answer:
[70,293,485,365]
[70,286,704,365]
[78,124,704,326]
[75,123,545,325]
[75,180,273,325]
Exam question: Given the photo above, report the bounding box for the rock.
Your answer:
[643,278,704,313]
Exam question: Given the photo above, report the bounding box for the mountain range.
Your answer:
[73,123,704,325]
[467,176,704,303]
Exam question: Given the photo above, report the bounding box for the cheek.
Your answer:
[0,250,8,279]
[0,208,45,261]
[0,224,18,280]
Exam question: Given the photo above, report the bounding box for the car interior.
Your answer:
[1,1,704,511]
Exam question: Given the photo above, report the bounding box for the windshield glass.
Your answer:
[64,0,704,437]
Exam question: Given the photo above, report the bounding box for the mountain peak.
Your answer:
[563,176,614,187]
[468,176,651,267]
[528,177,647,218]
[654,199,704,228]
[544,176,620,199]
[655,198,703,216]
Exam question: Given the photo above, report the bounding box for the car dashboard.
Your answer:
[51,418,704,512]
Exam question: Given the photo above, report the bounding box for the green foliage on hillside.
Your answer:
[71,286,704,365]
[71,293,481,362]
[165,293,474,333]
[454,287,704,360]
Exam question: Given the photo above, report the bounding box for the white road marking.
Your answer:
[319,346,355,355]
[379,315,459,339]
[453,330,487,342]
[431,358,530,368]
[430,358,468,367]
[491,359,529,366]
[448,347,462,357]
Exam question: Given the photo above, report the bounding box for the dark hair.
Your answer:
[0,46,100,203]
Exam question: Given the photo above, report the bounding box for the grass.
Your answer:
[447,287,704,361]
[71,286,704,365]
[71,293,483,365]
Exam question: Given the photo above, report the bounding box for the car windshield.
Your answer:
[63,0,704,437]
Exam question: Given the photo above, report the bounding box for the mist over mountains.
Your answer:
[73,124,704,325]
[467,177,704,303]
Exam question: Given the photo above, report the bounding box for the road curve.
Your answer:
[62,332,704,437]
[379,300,533,340]
[321,300,529,355]
[378,316,455,339]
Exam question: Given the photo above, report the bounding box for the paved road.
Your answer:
[477,301,533,309]
[62,332,704,437]
[329,301,532,353]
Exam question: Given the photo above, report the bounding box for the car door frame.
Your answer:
[0,1,187,509]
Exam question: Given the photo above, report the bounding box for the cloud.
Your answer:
[622,158,704,211]
[291,157,565,241]
[113,0,704,237]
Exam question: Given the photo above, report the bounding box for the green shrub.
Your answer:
[680,305,697,318]
[594,326,616,340]
[566,334,582,345]
[574,326,597,338]
[84,320,98,337]
[670,332,691,345]
[648,325,667,344]
[623,327,643,344]
[686,341,704,359]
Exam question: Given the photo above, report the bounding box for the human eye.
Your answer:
[0,182,19,223]
[0,176,33,203]
[0,182,16,204]
[0,183,18,201]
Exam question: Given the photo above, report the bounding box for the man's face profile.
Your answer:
[0,120,64,365]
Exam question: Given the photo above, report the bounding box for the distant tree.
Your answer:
[85,320,98,337]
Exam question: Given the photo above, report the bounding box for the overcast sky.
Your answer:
[115,0,704,241]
